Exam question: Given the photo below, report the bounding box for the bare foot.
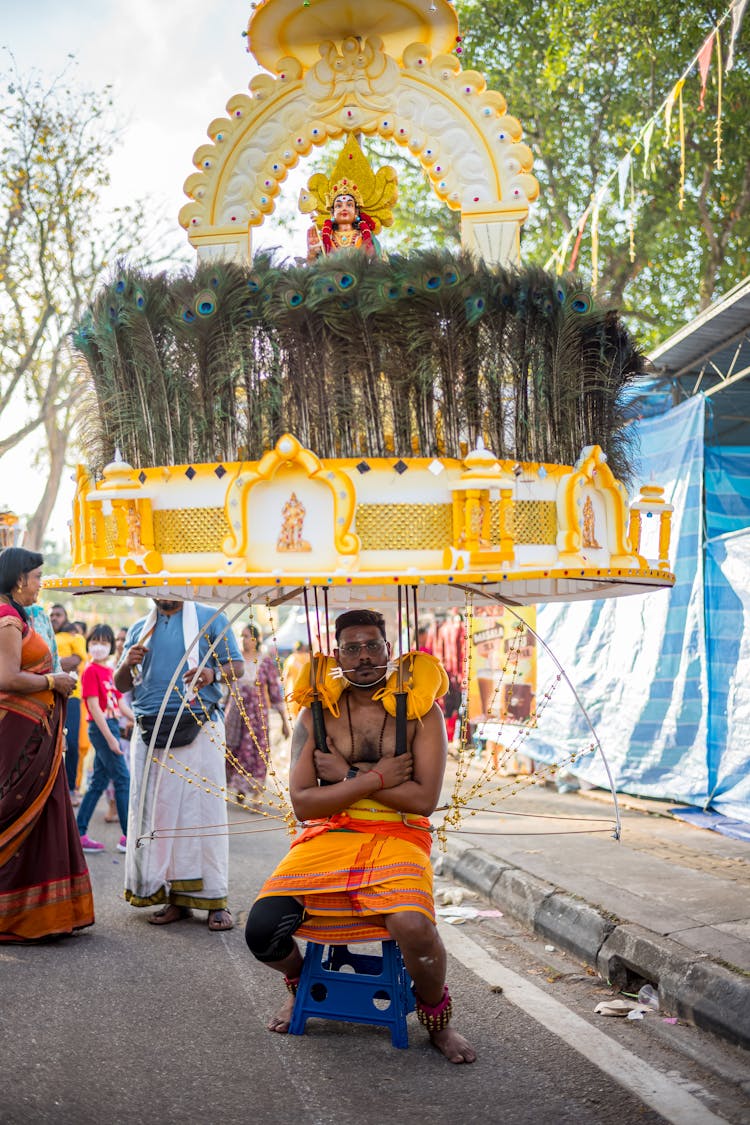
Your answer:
[267,994,295,1034]
[429,1025,477,1064]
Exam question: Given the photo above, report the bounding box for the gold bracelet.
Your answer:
[45,673,55,691]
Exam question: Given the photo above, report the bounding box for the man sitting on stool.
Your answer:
[244,609,476,1064]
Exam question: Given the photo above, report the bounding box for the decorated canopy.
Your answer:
[49,0,675,611]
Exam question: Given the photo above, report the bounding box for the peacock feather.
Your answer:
[71,252,643,482]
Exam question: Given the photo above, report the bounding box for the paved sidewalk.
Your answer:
[437,763,750,1051]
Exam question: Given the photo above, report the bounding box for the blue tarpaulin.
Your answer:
[531,394,749,822]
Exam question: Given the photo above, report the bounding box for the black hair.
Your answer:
[335,609,386,642]
[0,547,44,596]
[243,623,261,642]
[87,623,115,654]
[50,603,75,632]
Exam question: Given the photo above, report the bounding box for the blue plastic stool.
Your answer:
[288,940,416,1048]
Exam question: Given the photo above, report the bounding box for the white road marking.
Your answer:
[440,924,729,1125]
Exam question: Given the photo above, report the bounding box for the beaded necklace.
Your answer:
[333,230,359,248]
[345,692,388,762]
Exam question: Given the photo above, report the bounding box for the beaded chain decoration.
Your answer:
[141,589,619,847]
[415,985,453,1033]
[142,608,298,845]
[221,609,295,825]
[434,592,619,847]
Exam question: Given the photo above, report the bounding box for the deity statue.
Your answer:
[301,134,398,261]
[582,495,601,549]
[306,190,378,259]
[126,504,142,552]
[277,492,311,553]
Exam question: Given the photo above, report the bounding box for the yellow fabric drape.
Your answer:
[678,84,686,211]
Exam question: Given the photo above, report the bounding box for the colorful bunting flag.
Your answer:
[555,227,575,276]
[617,153,631,209]
[591,189,606,295]
[726,0,748,70]
[678,82,686,210]
[628,160,636,263]
[697,32,715,109]
[544,0,738,287]
[568,205,592,272]
[664,78,685,146]
[642,120,655,176]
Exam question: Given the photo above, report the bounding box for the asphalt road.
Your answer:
[1,805,747,1125]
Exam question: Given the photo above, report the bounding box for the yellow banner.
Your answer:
[467,604,537,727]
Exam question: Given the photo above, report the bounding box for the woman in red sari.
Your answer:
[0,547,94,942]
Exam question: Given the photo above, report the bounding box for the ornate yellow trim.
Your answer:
[48,565,675,594]
[153,508,230,554]
[490,500,557,545]
[246,0,460,72]
[629,484,674,571]
[223,433,359,559]
[356,503,452,550]
[557,445,642,566]
[54,441,675,602]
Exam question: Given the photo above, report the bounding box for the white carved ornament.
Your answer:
[179,37,538,250]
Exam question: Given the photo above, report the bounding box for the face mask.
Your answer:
[89,643,111,662]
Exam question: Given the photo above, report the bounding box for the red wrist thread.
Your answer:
[372,769,385,789]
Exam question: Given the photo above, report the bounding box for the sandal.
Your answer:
[148,904,193,926]
[208,909,234,932]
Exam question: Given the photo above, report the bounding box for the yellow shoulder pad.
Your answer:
[372,651,449,720]
[284,652,345,717]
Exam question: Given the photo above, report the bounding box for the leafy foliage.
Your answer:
[73,251,642,482]
[0,57,167,544]
[451,0,750,340]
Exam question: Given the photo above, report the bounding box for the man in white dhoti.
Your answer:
[115,599,244,931]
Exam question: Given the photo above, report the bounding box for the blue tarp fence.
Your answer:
[533,394,750,822]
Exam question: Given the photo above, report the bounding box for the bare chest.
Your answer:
[328,697,414,765]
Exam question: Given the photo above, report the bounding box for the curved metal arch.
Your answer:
[133,593,252,857]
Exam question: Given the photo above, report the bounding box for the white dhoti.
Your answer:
[125,717,229,909]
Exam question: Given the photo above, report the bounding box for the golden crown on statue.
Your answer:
[301,135,399,234]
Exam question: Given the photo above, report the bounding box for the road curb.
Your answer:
[439,841,750,1051]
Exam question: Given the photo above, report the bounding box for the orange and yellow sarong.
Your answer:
[258,799,435,944]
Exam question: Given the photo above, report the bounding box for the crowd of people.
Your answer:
[0,547,292,939]
[0,546,474,1062]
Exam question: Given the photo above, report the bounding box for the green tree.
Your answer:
[0,58,164,547]
[456,0,750,341]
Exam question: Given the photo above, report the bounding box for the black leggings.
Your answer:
[245,895,305,963]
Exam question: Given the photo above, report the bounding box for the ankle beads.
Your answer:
[415,985,452,1032]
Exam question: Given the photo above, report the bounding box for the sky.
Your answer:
[1,0,309,546]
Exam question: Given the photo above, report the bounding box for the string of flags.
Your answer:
[544,0,748,290]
